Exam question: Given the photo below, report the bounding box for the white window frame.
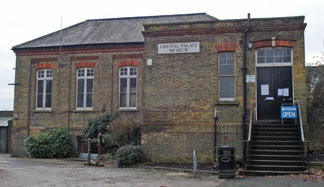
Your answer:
[36,69,53,110]
[255,47,293,67]
[76,68,94,110]
[119,66,137,110]
[218,52,236,101]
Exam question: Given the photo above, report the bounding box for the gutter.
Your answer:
[242,13,250,165]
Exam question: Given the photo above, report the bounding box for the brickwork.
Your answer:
[11,51,144,156]
[141,16,307,163]
[11,15,307,163]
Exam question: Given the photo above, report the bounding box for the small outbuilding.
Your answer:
[0,111,13,153]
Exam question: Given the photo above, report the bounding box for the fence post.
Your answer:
[87,138,91,166]
[193,150,197,177]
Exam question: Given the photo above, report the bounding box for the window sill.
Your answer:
[215,101,239,106]
[73,109,94,113]
[118,108,138,112]
[33,109,52,113]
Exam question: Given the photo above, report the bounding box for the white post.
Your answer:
[193,150,197,177]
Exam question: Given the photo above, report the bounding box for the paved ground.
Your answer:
[0,153,323,187]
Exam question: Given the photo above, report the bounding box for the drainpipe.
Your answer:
[27,61,33,137]
[68,57,72,133]
[213,105,218,167]
[242,13,250,166]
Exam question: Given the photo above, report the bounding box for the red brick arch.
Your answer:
[35,63,55,70]
[254,39,296,48]
[117,60,139,67]
[74,62,96,69]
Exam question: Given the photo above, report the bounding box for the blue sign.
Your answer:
[281,106,297,119]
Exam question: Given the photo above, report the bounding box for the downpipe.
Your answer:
[213,105,217,167]
[242,13,250,167]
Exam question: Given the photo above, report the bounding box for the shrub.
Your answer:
[47,128,71,158]
[84,112,119,139]
[104,117,141,151]
[116,145,145,168]
[25,128,71,158]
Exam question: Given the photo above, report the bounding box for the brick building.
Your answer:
[11,13,307,164]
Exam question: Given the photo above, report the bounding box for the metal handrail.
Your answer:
[243,103,254,167]
[248,104,254,141]
[297,103,304,142]
[297,102,310,171]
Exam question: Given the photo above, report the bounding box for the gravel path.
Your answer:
[0,154,222,187]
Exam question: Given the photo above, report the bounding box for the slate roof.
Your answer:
[0,117,13,127]
[13,13,217,49]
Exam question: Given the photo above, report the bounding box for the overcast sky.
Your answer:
[0,0,323,110]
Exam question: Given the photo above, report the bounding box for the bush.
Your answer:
[84,112,119,139]
[116,145,145,168]
[25,128,71,158]
[102,117,141,154]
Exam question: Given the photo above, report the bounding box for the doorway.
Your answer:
[257,66,293,120]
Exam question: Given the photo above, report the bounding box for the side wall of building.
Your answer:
[11,47,144,156]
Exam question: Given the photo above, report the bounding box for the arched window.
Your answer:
[119,66,137,109]
[36,69,53,109]
[76,68,94,109]
[256,48,292,64]
[218,52,235,101]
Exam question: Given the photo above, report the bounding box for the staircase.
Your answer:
[241,121,308,176]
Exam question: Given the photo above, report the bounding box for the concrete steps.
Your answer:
[241,122,307,176]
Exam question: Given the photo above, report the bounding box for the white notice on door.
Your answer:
[278,89,283,96]
[283,88,289,96]
[261,84,269,96]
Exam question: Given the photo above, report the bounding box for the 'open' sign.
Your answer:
[281,106,297,119]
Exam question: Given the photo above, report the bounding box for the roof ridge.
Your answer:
[86,12,211,22]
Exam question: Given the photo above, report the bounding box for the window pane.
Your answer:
[87,69,94,77]
[77,93,84,108]
[46,80,52,94]
[219,53,226,59]
[227,58,234,65]
[37,94,43,108]
[257,57,265,63]
[265,50,274,57]
[46,70,53,78]
[78,69,85,77]
[38,70,44,78]
[283,56,291,62]
[266,56,274,63]
[219,64,234,75]
[129,93,136,107]
[77,79,84,108]
[86,93,93,108]
[37,80,44,94]
[130,78,137,93]
[120,78,127,93]
[45,94,51,108]
[219,56,226,65]
[275,56,283,62]
[120,93,126,107]
[257,50,265,57]
[120,68,127,76]
[274,49,282,56]
[130,67,137,75]
[226,52,234,59]
[283,49,291,56]
[219,76,235,98]
[77,79,84,93]
[87,79,93,93]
